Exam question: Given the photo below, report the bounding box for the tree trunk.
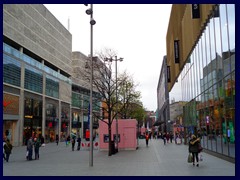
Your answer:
[108,125,112,156]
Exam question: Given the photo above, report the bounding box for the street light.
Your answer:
[85,3,96,167]
[104,56,123,153]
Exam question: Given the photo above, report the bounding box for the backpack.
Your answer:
[146,135,149,140]
[4,143,12,154]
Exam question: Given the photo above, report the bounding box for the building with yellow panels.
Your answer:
[166,4,235,160]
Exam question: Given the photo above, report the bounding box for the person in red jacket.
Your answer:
[145,132,149,147]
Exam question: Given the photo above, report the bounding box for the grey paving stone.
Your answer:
[3,138,235,176]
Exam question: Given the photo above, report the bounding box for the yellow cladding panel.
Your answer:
[166,4,215,91]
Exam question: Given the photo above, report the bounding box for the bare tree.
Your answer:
[82,48,124,156]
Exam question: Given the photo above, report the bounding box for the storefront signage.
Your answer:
[214,5,220,17]
[24,115,33,118]
[3,94,19,115]
[192,4,200,19]
[104,134,109,143]
[3,100,12,107]
[86,129,90,139]
[167,66,171,83]
[174,40,180,63]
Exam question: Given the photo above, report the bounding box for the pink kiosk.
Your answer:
[99,119,138,151]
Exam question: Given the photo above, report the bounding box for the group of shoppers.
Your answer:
[26,137,41,160]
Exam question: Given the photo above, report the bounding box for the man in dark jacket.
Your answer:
[56,134,59,146]
[71,137,76,151]
[34,137,41,160]
[188,134,200,167]
[77,137,81,151]
[27,137,34,160]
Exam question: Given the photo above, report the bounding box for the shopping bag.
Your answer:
[188,153,193,163]
[26,151,29,160]
[199,154,203,161]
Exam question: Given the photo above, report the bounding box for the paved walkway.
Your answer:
[3,138,235,176]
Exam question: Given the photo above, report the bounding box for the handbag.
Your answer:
[26,150,29,159]
[199,154,203,161]
[188,153,193,163]
[198,143,203,153]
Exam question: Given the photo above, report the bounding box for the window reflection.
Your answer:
[181,4,235,158]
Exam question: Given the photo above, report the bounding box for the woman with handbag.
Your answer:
[188,134,200,167]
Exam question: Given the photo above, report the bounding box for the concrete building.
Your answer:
[3,4,101,146]
[155,56,170,132]
[71,52,101,139]
[166,4,235,159]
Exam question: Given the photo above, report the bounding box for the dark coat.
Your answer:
[27,138,33,150]
[34,140,41,151]
[4,142,12,154]
[188,138,200,153]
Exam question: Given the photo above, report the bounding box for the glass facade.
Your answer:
[3,54,21,87]
[3,42,72,145]
[71,84,101,139]
[181,5,235,158]
[23,98,42,145]
[3,42,71,84]
[71,111,81,137]
[45,103,58,143]
[61,106,70,140]
[46,75,59,98]
[25,65,43,93]
[72,92,82,108]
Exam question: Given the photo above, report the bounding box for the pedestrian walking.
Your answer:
[145,132,149,147]
[66,135,70,146]
[56,134,59,146]
[4,139,13,162]
[34,137,41,160]
[188,134,201,167]
[77,137,81,151]
[3,138,6,161]
[71,137,76,151]
[163,132,166,145]
[170,132,173,143]
[166,132,170,143]
[27,137,34,160]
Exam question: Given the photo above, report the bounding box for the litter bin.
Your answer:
[111,141,115,155]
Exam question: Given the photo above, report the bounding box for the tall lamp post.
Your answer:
[85,4,96,167]
[104,56,123,153]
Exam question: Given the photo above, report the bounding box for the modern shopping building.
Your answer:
[155,56,170,132]
[166,4,235,159]
[3,4,100,146]
[71,52,101,139]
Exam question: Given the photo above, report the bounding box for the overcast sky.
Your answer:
[44,4,182,111]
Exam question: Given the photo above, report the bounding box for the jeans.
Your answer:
[5,153,10,162]
[192,152,199,164]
